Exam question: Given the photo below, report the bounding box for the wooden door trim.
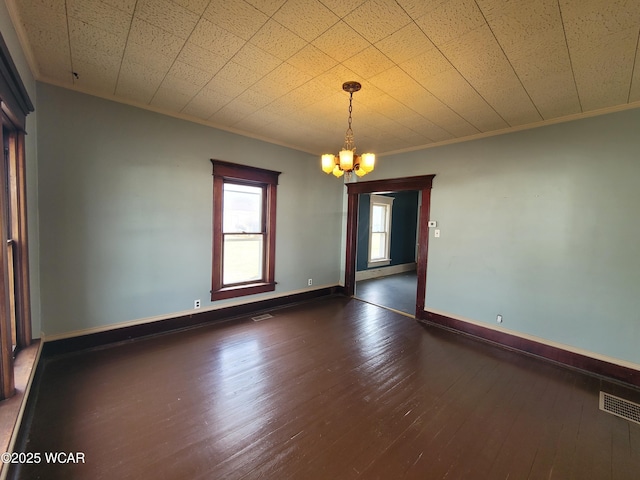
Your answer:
[345,175,435,318]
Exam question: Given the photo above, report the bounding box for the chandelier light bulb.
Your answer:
[339,149,354,171]
[360,153,375,173]
[321,154,336,174]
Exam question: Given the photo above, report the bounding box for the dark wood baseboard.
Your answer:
[418,310,640,389]
[42,286,342,358]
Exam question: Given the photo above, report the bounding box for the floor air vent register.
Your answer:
[599,392,640,425]
[252,313,273,322]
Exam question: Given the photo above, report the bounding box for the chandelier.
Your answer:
[321,81,375,179]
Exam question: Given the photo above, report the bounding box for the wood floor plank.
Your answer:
[9,296,640,480]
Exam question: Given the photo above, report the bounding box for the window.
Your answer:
[1,32,34,400]
[211,160,280,301]
[368,194,394,267]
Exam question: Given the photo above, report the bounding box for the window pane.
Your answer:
[223,183,263,233]
[223,234,264,285]
[370,232,386,260]
[371,204,386,232]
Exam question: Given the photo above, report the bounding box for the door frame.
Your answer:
[345,175,435,317]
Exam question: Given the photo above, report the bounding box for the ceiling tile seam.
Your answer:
[182,53,280,121]
[142,7,213,107]
[317,0,361,20]
[370,108,438,144]
[380,88,457,141]
[368,29,479,137]
[557,0,583,113]
[112,0,141,97]
[63,0,75,87]
[232,70,370,133]
[204,70,322,128]
[172,0,376,119]
[179,11,323,119]
[344,4,477,137]
[389,65,482,138]
[335,10,480,137]
[180,5,348,122]
[268,17,341,58]
[148,1,281,112]
[320,20,479,139]
[473,0,544,122]
[626,26,640,103]
[136,0,256,108]
[400,11,510,129]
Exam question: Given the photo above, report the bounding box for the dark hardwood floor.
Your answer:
[10,296,640,479]
[356,271,417,315]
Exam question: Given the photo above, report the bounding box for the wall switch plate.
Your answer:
[434,229,440,238]
[428,221,437,227]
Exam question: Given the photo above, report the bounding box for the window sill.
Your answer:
[0,340,41,462]
[211,282,276,301]
[367,260,391,268]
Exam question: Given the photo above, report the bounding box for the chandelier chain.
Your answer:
[344,92,355,151]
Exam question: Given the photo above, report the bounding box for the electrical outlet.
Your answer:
[308,279,313,286]
[428,220,437,228]
[496,314,502,323]
[194,299,201,309]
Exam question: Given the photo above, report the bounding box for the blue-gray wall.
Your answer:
[356,191,418,271]
[366,109,640,366]
[36,83,344,337]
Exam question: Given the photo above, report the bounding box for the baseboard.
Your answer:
[418,310,640,389]
[355,262,416,281]
[42,286,342,358]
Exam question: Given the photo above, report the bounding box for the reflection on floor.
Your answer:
[355,270,417,315]
[11,297,640,479]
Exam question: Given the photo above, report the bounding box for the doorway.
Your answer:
[344,175,435,318]
[354,190,420,315]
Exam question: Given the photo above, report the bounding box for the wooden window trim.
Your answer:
[0,32,33,401]
[211,160,280,301]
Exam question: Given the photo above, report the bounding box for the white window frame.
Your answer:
[367,194,394,268]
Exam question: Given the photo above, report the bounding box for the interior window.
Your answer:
[368,194,394,267]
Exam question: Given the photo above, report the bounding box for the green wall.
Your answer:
[36,83,344,337]
[368,109,640,366]
[356,191,418,271]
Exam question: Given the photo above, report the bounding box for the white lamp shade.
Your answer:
[361,153,375,173]
[321,154,335,174]
[339,149,354,171]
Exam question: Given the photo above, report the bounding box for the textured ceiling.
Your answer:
[7,0,640,155]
